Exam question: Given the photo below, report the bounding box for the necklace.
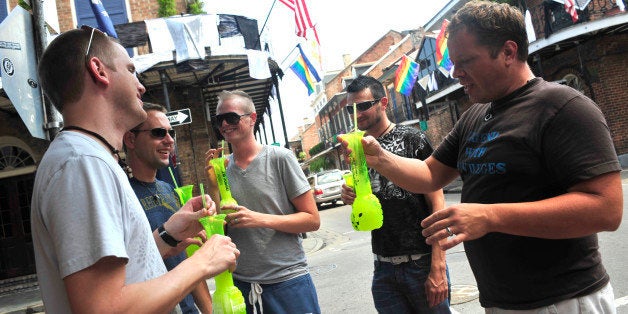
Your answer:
[376,122,393,138]
[62,125,133,178]
[131,177,161,203]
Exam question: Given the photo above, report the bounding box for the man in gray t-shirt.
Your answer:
[32,27,239,313]
[206,90,321,314]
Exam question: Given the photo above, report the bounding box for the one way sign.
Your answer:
[166,108,192,126]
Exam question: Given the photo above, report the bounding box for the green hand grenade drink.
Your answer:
[343,131,383,231]
[174,184,194,206]
[209,157,239,213]
[199,215,246,314]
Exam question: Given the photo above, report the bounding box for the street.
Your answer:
[306,186,628,313]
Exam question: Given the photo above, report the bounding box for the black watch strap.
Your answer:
[158,224,181,247]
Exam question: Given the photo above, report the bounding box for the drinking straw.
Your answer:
[353,103,358,132]
[200,183,207,209]
[168,166,179,189]
[221,140,225,157]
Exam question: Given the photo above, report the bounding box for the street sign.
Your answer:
[166,108,192,126]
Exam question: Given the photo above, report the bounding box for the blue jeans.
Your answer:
[372,256,451,314]
[234,273,321,314]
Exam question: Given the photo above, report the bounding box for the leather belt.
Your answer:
[374,253,429,265]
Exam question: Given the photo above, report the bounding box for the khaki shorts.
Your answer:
[485,282,615,314]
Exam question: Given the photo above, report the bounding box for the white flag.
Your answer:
[246,49,271,79]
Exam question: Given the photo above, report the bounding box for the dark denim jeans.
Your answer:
[234,273,321,314]
[372,255,451,314]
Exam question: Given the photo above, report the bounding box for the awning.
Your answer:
[137,55,280,121]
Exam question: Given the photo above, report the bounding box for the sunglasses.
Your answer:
[345,99,381,115]
[132,127,176,139]
[215,112,252,125]
[81,25,106,58]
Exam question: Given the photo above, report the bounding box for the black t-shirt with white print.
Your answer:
[370,124,434,257]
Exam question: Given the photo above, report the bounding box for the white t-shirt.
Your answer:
[31,131,167,312]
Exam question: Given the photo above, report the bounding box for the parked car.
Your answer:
[308,169,345,208]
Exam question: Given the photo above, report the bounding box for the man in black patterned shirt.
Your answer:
[341,75,450,313]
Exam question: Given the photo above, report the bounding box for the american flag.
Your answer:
[564,0,579,22]
[278,0,320,44]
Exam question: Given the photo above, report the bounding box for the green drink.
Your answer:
[209,157,239,210]
[342,172,354,188]
[199,215,246,314]
[174,184,194,206]
[343,131,383,231]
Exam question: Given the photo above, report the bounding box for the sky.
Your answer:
[203,0,450,146]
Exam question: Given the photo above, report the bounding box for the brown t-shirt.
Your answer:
[433,78,620,309]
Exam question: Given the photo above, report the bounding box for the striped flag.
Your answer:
[435,19,453,71]
[394,55,420,96]
[289,43,321,95]
[89,0,118,38]
[564,0,578,22]
[278,0,320,44]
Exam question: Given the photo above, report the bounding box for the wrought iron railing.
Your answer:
[529,0,626,39]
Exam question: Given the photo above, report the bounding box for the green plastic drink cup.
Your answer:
[185,237,202,257]
[198,215,246,314]
[209,157,239,208]
[174,184,194,206]
[343,131,383,231]
[342,172,354,188]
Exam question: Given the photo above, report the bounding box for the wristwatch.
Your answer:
[157,224,181,247]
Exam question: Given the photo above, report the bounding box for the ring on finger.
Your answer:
[233,218,238,224]
[445,226,454,237]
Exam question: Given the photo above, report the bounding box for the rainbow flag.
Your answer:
[394,55,420,96]
[290,43,321,95]
[435,19,453,71]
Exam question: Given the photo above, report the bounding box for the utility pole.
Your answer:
[32,0,61,140]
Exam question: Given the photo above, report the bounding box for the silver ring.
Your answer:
[445,227,454,237]
[233,218,238,224]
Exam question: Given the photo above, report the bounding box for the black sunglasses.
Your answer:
[215,112,252,125]
[345,99,381,115]
[80,25,107,58]
[132,127,175,139]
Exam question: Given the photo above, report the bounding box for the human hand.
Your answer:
[164,195,215,241]
[421,203,493,250]
[222,204,260,228]
[425,271,448,308]
[340,184,356,205]
[337,134,386,169]
[194,234,239,276]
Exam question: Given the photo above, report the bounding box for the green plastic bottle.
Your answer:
[199,215,246,314]
[174,184,194,206]
[210,157,239,213]
[343,131,383,231]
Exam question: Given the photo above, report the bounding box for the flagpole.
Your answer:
[279,44,299,69]
[255,0,278,50]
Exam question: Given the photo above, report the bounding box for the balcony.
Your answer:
[529,0,626,39]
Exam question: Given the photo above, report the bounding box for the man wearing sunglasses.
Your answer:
[124,103,212,314]
[206,90,321,314]
[32,27,238,313]
[340,75,450,313]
